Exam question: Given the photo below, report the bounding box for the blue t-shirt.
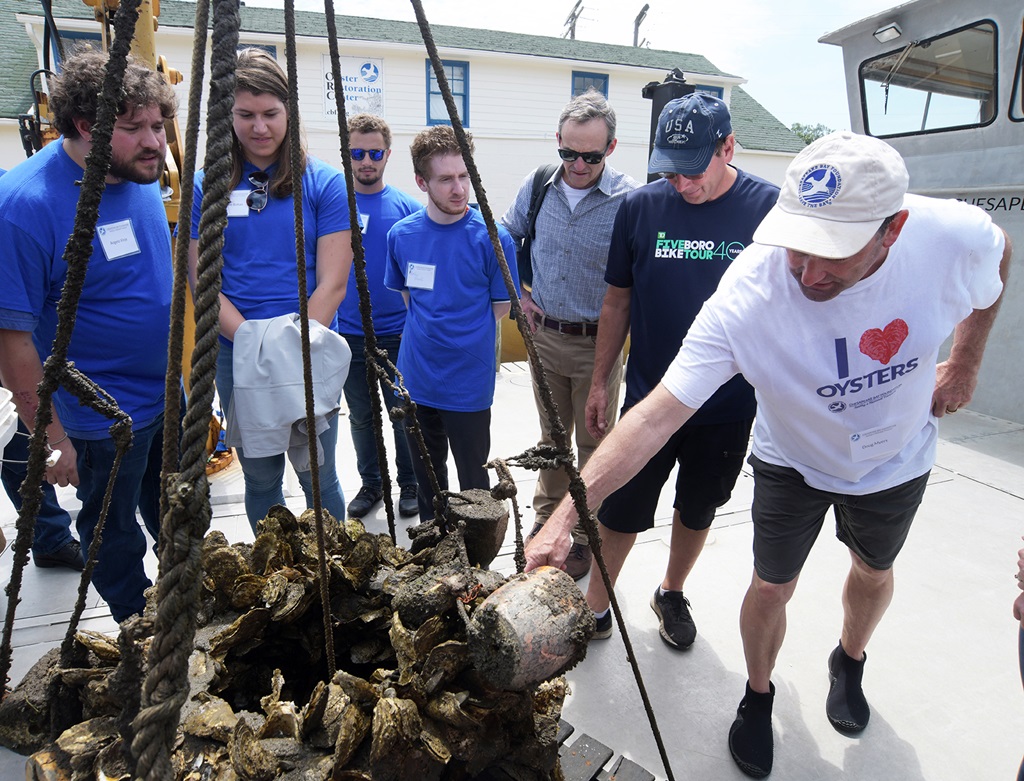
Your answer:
[606,171,779,425]
[384,208,519,412]
[191,156,351,333]
[337,184,423,336]
[0,141,172,437]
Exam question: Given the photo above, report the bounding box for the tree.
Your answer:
[790,122,833,145]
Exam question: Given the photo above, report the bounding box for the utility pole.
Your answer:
[633,3,650,47]
[563,0,583,40]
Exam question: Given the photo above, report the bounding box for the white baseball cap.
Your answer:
[753,131,909,258]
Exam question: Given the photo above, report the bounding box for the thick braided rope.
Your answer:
[0,0,142,697]
[410,3,676,779]
[54,374,132,667]
[47,378,133,740]
[322,0,400,542]
[283,0,337,680]
[158,0,210,530]
[131,1,236,778]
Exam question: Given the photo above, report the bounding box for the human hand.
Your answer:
[519,290,543,333]
[1013,540,1024,626]
[585,383,610,440]
[524,520,572,573]
[45,438,79,487]
[931,359,978,417]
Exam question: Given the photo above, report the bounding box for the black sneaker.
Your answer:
[650,588,697,649]
[592,610,612,640]
[34,539,85,572]
[729,681,775,778]
[347,485,382,518]
[826,642,870,734]
[398,485,419,518]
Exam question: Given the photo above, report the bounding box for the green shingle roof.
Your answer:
[0,0,802,153]
[0,0,53,136]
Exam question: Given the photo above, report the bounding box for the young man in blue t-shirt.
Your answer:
[384,126,519,522]
[0,50,177,622]
[338,114,422,520]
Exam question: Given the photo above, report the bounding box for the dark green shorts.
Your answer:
[748,454,930,584]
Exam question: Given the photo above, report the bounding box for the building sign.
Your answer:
[323,55,384,117]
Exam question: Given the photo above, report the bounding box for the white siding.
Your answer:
[5,21,795,210]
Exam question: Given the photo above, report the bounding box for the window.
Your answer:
[51,30,102,65]
[572,71,608,97]
[427,60,469,125]
[240,43,277,58]
[1011,22,1024,122]
[859,20,998,137]
[694,84,724,99]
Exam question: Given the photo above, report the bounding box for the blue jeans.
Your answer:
[1,419,77,556]
[73,414,164,622]
[341,333,415,490]
[217,348,346,531]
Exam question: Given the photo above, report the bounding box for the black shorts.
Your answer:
[748,454,931,584]
[598,418,753,534]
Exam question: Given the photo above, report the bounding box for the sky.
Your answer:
[240,0,903,132]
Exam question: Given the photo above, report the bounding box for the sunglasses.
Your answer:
[557,145,610,165]
[351,148,386,161]
[246,171,269,213]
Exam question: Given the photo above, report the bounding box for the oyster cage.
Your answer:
[0,493,602,780]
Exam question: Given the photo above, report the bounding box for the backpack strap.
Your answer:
[518,163,560,288]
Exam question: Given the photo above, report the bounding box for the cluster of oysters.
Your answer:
[0,498,592,780]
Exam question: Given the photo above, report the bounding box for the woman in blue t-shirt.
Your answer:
[189,48,353,531]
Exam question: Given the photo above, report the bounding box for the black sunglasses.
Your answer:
[351,148,386,161]
[246,171,269,213]
[557,145,610,165]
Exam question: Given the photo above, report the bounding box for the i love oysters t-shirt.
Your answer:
[661,193,1005,494]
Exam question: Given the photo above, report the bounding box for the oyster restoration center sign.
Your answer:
[323,56,384,117]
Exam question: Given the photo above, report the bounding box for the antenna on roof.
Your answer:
[563,0,583,40]
[633,4,650,47]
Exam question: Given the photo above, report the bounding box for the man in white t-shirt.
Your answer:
[525,131,1012,778]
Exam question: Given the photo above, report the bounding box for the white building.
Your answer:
[0,0,805,207]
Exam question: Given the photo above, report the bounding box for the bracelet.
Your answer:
[49,432,68,447]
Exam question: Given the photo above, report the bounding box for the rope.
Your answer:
[131,0,231,777]
[281,0,337,682]
[158,0,210,534]
[0,0,142,699]
[322,0,399,543]
[486,457,526,573]
[410,3,676,778]
[322,0,447,537]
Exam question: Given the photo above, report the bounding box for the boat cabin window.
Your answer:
[860,20,997,136]
[1012,23,1024,121]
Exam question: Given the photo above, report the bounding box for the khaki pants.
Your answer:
[529,325,623,544]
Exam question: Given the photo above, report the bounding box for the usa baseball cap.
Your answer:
[648,93,732,176]
[753,131,909,259]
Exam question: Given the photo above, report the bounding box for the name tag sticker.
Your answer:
[97,219,141,261]
[407,262,436,290]
[849,424,900,463]
[359,212,370,233]
[227,190,249,218]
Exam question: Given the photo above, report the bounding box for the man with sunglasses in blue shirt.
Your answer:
[338,114,422,521]
[501,89,639,580]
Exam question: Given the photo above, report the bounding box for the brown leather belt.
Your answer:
[535,315,598,337]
